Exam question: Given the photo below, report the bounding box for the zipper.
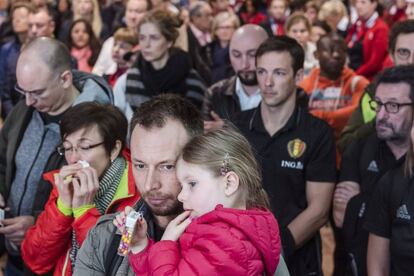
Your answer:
[17,129,48,215]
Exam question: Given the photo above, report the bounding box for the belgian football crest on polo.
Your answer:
[281,139,306,169]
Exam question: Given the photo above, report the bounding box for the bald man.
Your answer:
[0,37,113,274]
[203,24,268,131]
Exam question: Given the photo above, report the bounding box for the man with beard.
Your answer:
[74,94,204,275]
[236,36,336,276]
[300,34,369,140]
[339,20,414,153]
[203,24,268,131]
[332,65,413,276]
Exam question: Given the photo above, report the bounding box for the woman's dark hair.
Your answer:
[60,103,128,157]
[67,19,102,67]
[388,20,414,53]
[313,20,332,34]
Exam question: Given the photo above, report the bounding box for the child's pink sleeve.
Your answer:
[128,239,155,275]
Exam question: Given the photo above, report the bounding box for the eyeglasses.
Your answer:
[15,74,61,99]
[57,142,105,156]
[369,99,413,114]
[395,48,413,60]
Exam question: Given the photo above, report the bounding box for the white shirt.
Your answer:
[235,78,261,111]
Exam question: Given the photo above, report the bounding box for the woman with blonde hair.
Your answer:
[285,12,318,75]
[318,0,349,37]
[206,11,240,83]
[59,0,109,42]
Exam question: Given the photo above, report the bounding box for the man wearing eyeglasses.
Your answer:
[339,19,414,152]
[333,65,414,276]
[0,37,113,274]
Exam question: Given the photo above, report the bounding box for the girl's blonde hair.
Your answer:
[211,12,240,41]
[181,124,270,210]
[318,0,348,21]
[73,0,102,39]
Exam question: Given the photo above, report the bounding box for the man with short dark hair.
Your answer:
[74,94,203,275]
[0,37,113,274]
[236,36,336,276]
[362,65,414,275]
[27,6,55,41]
[333,65,414,276]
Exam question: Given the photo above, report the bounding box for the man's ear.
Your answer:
[224,171,240,197]
[295,68,304,85]
[60,70,73,89]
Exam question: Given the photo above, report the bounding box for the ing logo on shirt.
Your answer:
[287,139,306,159]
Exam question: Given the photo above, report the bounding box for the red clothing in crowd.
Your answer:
[240,12,267,25]
[21,155,139,276]
[129,205,281,276]
[346,14,389,80]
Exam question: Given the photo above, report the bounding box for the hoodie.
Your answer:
[300,67,369,139]
[129,205,280,276]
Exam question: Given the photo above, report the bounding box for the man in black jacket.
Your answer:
[0,37,113,274]
[203,24,268,131]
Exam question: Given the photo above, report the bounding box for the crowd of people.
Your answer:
[1,0,414,275]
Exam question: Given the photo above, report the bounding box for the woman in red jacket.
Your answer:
[346,0,389,80]
[21,103,139,275]
[115,125,281,275]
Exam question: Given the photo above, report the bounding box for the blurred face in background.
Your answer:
[12,6,30,34]
[355,0,377,20]
[112,40,134,66]
[287,20,310,47]
[310,25,327,43]
[406,0,414,19]
[71,21,90,48]
[269,0,286,20]
[191,3,213,32]
[76,0,94,17]
[305,7,318,23]
[28,10,55,40]
[214,17,236,43]
[211,0,230,13]
[125,0,148,29]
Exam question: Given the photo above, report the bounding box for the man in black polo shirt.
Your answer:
[236,36,336,276]
[361,65,414,276]
[333,66,412,276]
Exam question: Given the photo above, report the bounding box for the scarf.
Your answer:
[125,48,191,103]
[70,157,126,270]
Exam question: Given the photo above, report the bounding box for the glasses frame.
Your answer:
[57,141,105,156]
[369,99,413,114]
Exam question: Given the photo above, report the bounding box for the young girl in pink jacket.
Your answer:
[114,125,281,275]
